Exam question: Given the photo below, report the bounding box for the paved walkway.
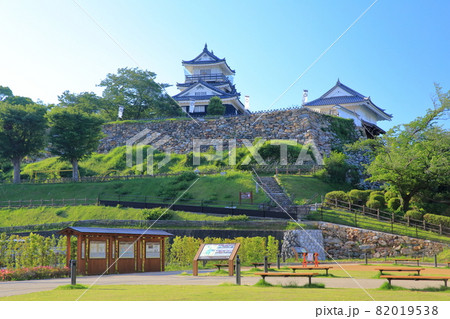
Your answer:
[1,268,447,298]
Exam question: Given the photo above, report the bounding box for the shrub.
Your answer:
[370,194,385,206]
[325,191,348,203]
[323,151,349,183]
[207,96,225,116]
[0,266,69,281]
[223,215,249,222]
[384,191,398,202]
[366,199,383,209]
[143,208,173,220]
[348,189,370,204]
[175,172,198,183]
[423,214,450,227]
[405,210,423,220]
[387,198,402,211]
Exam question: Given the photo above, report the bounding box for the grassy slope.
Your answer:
[1,285,449,301]
[308,208,450,244]
[0,205,265,227]
[277,175,351,204]
[0,172,267,204]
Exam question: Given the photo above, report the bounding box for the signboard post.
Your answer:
[193,243,240,276]
[239,191,253,205]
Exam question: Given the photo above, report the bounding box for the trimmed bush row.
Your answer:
[0,266,69,281]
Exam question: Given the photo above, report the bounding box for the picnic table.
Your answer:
[252,262,272,268]
[393,258,420,266]
[380,275,450,287]
[288,266,333,276]
[254,272,319,285]
[375,267,424,276]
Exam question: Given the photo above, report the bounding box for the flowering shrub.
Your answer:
[0,266,69,281]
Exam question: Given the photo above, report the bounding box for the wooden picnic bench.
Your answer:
[252,262,272,268]
[214,264,235,271]
[288,266,333,276]
[254,272,319,285]
[375,267,424,276]
[393,258,420,266]
[380,275,450,287]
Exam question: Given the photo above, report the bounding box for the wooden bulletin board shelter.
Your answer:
[193,243,240,276]
[60,226,172,275]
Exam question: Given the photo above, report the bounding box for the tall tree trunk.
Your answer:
[12,158,21,184]
[401,193,412,212]
[71,159,79,182]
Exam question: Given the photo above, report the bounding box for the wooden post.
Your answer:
[423,220,426,230]
[407,216,410,227]
[235,255,241,285]
[439,224,442,235]
[362,205,365,215]
[377,209,380,220]
[66,234,71,268]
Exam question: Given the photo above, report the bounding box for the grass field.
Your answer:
[1,284,449,301]
[277,175,351,204]
[0,171,268,205]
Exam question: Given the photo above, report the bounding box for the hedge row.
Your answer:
[0,266,69,281]
[166,235,279,267]
[423,214,450,228]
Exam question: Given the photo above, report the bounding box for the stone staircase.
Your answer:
[256,176,293,209]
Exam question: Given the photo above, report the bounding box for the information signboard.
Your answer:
[198,244,236,260]
[193,243,240,276]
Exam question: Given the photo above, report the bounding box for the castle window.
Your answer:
[194,106,205,113]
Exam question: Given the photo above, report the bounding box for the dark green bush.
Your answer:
[143,208,173,220]
[405,210,423,220]
[423,213,450,227]
[387,198,402,211]
[348,189,370,204]
[366,199,383,209]
[325,191,349,202]
[323,151,349,183]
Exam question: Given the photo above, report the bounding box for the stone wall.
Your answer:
[98,108,362,156]
[319,222,446,259]
[282,223,446,260]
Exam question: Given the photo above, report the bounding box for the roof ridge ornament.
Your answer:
[204,43,208,51]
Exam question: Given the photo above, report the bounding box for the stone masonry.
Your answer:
[98,108,362,157]
[282,223,446,260]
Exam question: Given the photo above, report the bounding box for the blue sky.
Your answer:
[0,0,448,131]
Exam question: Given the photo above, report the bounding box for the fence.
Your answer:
[98,194,290,219]
[324,198,450,237]
[0,198,97,208]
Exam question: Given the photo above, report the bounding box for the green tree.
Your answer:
[0,86,13,101]
[367,86,449,212]
[0,103,47,183]
[58,91,109,117]
[207,96,225,115]
[48,107,104,181]
[98,67,182,120]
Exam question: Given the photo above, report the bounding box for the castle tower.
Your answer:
[172,44,246,116]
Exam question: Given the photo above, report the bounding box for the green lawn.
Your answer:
[1,284,449,301]
[308,208,450,244]
[277,175,351,204]
[0,172,268,206]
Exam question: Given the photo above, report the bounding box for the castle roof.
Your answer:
[172,80,240,101]
[182,44,235,74]
[304,79,392,121]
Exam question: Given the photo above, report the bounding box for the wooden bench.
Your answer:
[255,272,319,285]
[375,267,424,276]
[288,266,333,276]
[214,264,235,271]
[393,258,420,266]
[380,275,450,287]
[252,262,272,268]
